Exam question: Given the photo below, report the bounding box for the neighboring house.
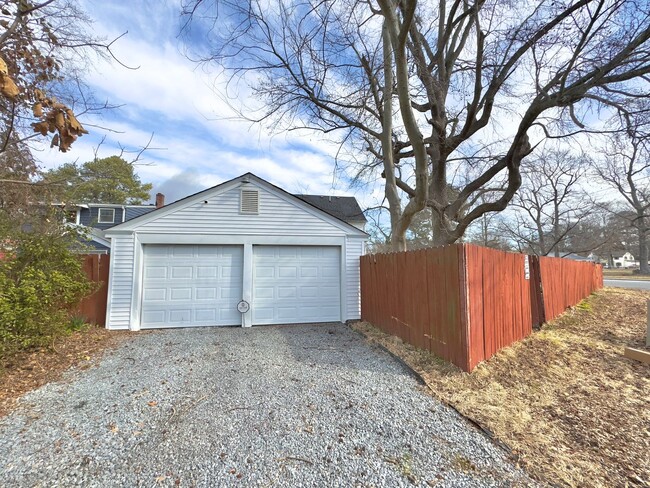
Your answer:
[612,252,635,268]
[64,195,165,253]
[104,173,368,330]
[66,198,159,254]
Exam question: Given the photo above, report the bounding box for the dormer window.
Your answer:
[98,208,115,224]
[240,189,259,214]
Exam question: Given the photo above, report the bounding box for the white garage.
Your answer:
[104,173,367,330]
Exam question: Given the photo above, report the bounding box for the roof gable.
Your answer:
[105,173,368,237]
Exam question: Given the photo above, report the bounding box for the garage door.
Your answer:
[253,246,341,325]
[141,245,243,328]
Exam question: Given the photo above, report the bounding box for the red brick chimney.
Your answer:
[155,193,165,208]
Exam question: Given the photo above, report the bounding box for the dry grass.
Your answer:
[0,326,131,417]
[603,269,650,281]
[353,287,650,488]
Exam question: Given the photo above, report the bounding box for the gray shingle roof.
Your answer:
[124,206,157,221]
[294,194,366,224]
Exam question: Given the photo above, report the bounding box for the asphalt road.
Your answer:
[604,279,650,290]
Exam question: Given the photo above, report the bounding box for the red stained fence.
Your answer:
[77,254,110,326]
[360,244,603,372]
[538,255,604,322]
[360,246,468,368]
[464,245,534,370]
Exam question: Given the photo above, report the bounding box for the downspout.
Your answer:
[122,206,126,223]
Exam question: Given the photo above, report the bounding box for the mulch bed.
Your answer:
[0,327,130,417]
[353,287,650,488]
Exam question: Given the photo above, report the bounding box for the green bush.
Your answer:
[0,230,95,359]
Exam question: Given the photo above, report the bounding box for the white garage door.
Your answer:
[253,246,341,325]
[141,245,243,328]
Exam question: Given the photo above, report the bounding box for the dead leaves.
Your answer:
[30,88,88,152]
[0,56,19,98]
[0,54,88,152]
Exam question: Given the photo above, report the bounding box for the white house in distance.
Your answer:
[103,173,368,330]
[612,252,635,268]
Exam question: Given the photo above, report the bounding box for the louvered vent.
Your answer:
[240,189,259,214]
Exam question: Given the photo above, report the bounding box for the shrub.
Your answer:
[0,230,95,359]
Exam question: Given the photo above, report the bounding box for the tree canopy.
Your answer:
[43,156,153,204]
[183,0,650,250]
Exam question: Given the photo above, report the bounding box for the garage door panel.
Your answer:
[142,310,165,324]
[277,286,297,298]
[141,244,243,328]
[196,287,217,300]
[197,266,217,278]
[252,245,341,325]
[171,266,192,279]
[145,266,167,279]
[196,309,216,321]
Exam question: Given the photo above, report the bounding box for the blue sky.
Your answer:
[36,0,374,205]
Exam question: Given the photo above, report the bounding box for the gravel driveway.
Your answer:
[0,323,535,487]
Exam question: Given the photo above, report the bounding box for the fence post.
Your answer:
[529,255,545,329]
[646,300,650,347]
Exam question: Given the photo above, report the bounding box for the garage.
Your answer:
[140,244,243,328]
[104,173,367,330]
[252,246,341,325]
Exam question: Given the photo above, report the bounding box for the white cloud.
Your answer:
[29,0,375,218]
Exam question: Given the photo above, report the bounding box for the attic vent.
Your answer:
[240,189,259,214]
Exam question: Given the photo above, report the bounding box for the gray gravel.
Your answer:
[0,323,536,487]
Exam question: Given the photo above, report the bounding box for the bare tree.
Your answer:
[182,0,650,251]
[501,150,592,256]
[0,0,129,157]
[593,133,650,274]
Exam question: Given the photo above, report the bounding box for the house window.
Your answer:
[240,189,259,214]
[64,209,77,224]
[98,208,115,224]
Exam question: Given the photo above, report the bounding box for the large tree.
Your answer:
[182,0,650,250]
[43,156,153,204]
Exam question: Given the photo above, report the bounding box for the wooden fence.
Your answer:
[538,255,604,322]
[464,245,534,369]
[360,246,468,368]
[77,254,110,326]
[360,244,603,372]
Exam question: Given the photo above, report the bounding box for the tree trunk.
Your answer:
[639,215,649,274]
[380,19,404,254]
[392,233,407,252]
[430,211,456,246]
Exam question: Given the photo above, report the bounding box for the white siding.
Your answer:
[345,237,365,320]
[104,176,368,330]
[106,234,135,329]
[137,183,347,236]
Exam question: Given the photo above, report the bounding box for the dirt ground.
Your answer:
[353,287,650,488]
[0,326,130,417]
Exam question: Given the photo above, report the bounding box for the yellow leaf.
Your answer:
[54,111,65,130]
[0,74,19,98]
